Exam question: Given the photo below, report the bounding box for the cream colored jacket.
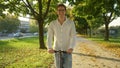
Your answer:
[47,18,76,51]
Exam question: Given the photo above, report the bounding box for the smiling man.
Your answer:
[47,4,76,68]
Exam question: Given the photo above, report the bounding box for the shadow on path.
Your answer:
[73,52,120,62]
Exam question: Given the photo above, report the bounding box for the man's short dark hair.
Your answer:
[57,4,66,10]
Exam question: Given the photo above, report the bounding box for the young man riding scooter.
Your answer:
[47,3,76,68]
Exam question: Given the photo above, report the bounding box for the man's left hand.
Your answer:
[67,48,73,54]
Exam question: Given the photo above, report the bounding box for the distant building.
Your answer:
[97,17,120,37]
[18,17,30,32]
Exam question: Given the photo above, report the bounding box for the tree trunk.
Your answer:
[89,28,92,38]
[104,22,109,41]
[38,20,46,49]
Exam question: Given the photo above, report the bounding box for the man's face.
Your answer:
[57,6,66,16]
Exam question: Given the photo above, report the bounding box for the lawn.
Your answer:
[0,37,53,68]
[88,37,120,57]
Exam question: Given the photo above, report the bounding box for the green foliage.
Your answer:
[0,15,20,33]
[74,17,89,34]
[29,19,39,33]
[0,37,53,68]
[71,0,120,40]
[46,1,58,24]
[0,0,9,17]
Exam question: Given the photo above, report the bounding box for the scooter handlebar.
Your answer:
[54,50,67,53]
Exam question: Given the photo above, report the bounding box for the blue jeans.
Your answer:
[54,52,72,68]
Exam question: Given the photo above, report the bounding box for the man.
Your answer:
[47,4,76,68]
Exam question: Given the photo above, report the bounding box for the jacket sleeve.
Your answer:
[47,22,54,49]
[69,21,76,49]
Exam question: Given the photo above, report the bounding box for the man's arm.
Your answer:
[68,21,76,53]
[47,22,54,53]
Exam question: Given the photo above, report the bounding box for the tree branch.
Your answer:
[103,13,107,23]
[38,0,42,20]
[108,12,113,23]
[43,0,51,19]
[116,0,120,4]
[22,0,39,18]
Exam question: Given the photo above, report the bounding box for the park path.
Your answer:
[72,36,120,68]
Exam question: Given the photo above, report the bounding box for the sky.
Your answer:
[18,14,30,21]
[109,17,120,26]
[18,17,29,21]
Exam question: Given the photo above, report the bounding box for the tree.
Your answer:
[1,0,53,49]
[0,0,69,49]
[74,16,89,35]
[0,15,20,33]
[86,0,120,41]
[71,0,120,41]
[22,0,52,49]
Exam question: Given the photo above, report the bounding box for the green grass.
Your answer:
[88,37,120,57]
[0,37,53,68]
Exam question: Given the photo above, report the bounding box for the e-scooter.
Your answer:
[54,50,67,68]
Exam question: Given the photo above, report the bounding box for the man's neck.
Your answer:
[58,16,66,25]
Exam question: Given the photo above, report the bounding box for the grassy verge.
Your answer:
[88,37,120,57]
[0,37,53,68]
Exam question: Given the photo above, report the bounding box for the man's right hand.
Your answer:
[47,48,54,54]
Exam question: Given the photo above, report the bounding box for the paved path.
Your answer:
[72,36,120,68]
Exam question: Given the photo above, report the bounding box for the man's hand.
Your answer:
[47,48,54,54]
[67,48,73,54]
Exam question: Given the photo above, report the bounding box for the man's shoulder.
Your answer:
[50,20,57,24]
[49,19,57,27]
